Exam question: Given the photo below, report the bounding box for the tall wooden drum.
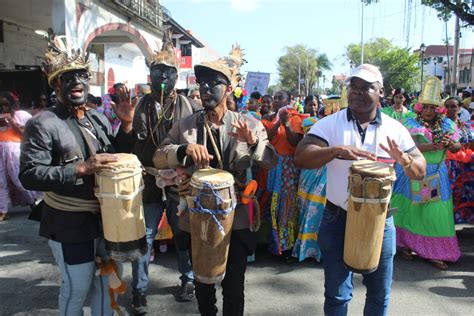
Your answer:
[95,153,147,261]
[344,160,396,274]
[186,169,236,284]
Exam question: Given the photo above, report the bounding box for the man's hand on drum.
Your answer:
[379,136,411,165]
[186,144,214,169]
[75,154,119,176]
[229,120,258,146]
[334,146,376,161]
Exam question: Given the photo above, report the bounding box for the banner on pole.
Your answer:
[244,71,271,95]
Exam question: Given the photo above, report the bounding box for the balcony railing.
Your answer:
[112,0,170,28]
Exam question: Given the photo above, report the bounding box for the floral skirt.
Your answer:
[292,167,327,261]
[266,155,300,255]
[446,154,474,224]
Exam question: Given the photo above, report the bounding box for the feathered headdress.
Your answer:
[148,29,179,69]
[194,44,246,89]
[42,36,90,87]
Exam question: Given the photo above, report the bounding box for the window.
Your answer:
[181,43,192,57]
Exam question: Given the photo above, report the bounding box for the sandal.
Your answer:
[430,260,448,270]
[400,248,413,261]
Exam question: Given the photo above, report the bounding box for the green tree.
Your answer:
[346,38,421,93]
[363,0,473,25]
[277,45,332,96]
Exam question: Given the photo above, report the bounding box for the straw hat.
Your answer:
[418,76,443,106]
[194,44,245,89]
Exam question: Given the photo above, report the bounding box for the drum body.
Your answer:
[344,160,396,274]
[186,169,236,284]
[95,153,147,261]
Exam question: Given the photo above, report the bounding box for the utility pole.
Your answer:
[452,13,460,96]
[305,55,309,96]
[361,1,364,64]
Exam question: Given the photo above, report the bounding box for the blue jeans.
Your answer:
[132,200,194,294]
[49,238,115,316]
[318,207,396,316]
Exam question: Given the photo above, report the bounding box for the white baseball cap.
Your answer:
[346,64,383,86]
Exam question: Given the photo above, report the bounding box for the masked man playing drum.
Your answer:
[153,45,277,316]
[130,30,201,314]
[19,36,134,316]
[295,64,426,316]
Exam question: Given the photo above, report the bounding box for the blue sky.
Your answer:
[162,0,473,86]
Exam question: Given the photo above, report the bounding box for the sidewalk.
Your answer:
[1,207,473,315]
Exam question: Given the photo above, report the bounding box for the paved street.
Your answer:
[1,206,473,316]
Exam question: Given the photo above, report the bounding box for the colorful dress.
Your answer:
[391,116,461,262]
[262,109,306,255]
[0,111,42,215]
[446,120,474,223]
[292,116,327,261]
[98,94,121,133]
[381,106,416,122]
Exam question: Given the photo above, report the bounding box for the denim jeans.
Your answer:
[48,238,115,316]
[318,206,396,316]
[131,200,194,294]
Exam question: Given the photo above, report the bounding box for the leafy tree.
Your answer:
[346,38,421,93]
[363,0,473,25]
[277,45,332,96]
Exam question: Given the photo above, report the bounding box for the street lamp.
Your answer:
[420,43,426,91]
[290,52,301,96]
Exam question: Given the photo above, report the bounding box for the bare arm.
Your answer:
[285,125,303,147]
[295,135,376,169]
[265,119,280,141]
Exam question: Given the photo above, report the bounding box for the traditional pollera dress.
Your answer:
[445,120,474,223]
[262,108,305,255]
[391,116,461,262]
[292,116,327,261]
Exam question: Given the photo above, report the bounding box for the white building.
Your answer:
[0,0,217,106]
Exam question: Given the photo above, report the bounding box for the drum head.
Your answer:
[106,153,140,169]
[350,160,394,177]
[191,168,234,189]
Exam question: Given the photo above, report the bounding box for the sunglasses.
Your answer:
[60,71,90,84]
[197,78,228,89]
[151,68,176,78]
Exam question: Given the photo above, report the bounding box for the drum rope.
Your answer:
[349,174,395,204]
[188,182,236,234]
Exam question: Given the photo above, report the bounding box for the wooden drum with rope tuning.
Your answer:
[186,168,236,284]
[344,160,396,274]
[95,153,147,261]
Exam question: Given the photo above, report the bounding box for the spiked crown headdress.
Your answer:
[42,36,90,87]
[148,30,179,69]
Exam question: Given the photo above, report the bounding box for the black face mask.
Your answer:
[150,64,178,96]
[197,74,229,110]
[57,70,90,107]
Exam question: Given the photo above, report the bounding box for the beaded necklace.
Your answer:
[417,113,444,144]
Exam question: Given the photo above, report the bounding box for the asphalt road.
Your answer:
[1,207,473,315]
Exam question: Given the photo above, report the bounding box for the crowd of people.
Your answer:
[0,32,472,316]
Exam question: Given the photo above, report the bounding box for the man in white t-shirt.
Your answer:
[295,64,426,316]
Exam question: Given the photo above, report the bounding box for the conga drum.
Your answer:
[95,153,147,261]
[344,160,396,274]
[186,169,236,284]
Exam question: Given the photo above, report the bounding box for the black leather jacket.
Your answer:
[19,103,132,243]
